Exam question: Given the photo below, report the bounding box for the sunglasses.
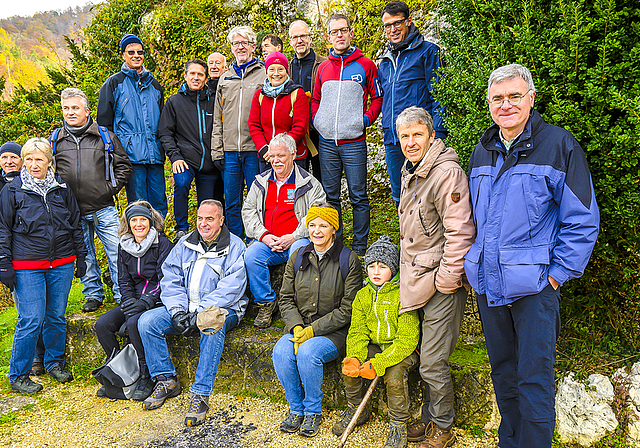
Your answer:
[127,50,145,56]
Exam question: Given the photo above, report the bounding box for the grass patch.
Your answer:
[450,340,489,367]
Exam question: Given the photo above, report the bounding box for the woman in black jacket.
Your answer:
[0,138,87,394]
[94,201,173,400]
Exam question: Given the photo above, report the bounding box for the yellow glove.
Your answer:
[289,325,303,355]
[288,325,314,355]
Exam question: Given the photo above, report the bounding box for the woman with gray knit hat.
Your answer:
[334,235,421,448]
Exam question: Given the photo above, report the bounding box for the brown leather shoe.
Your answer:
[407,421,428,442]
[418,424,455,448]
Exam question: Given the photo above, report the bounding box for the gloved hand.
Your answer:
[288,325,303,355]
[289,325,314,355]
[342,357,362,377]
[0,260,16,292]
[120,297,147,318]
[75,256,87,279]
[172,311,189,334]
[183,312,199,336]
[213,158,225,172]
[139,292,157,310]
[359,361,377,380]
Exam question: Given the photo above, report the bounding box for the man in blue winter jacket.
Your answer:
[465,64,599,448]
[97,33,168,217]
[378,1,446,206]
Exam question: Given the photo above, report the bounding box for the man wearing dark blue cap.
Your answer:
[0,141,22,191]
[97,33,168,217]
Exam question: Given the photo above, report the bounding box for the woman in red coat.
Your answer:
[249,52,309,173]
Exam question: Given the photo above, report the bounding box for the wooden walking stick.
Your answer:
[337,376,381,448]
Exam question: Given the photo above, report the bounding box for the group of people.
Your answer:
[0,1,601,448]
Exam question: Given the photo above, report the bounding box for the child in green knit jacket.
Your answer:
[332,235,420,448]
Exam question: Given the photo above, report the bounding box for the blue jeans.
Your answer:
[223,152,259,238]
[9,262,74,382]
[477,284,560,448]
[80,206,121,303]
[138,306,238,396]
[245,239,309,304]
[125,163,168,217]
[272,334,339,415]
[318,139,369,252]
[173,168,221,232]
[384,142,405,205]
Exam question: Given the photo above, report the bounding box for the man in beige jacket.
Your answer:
[397,106,475,448]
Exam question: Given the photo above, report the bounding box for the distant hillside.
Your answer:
[0,4,96,98]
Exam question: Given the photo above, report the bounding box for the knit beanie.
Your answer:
[0,141,22,157]
[120,34,143,54]
[364,235,399,278]
[306,205,339,231]
[126,204,152,223]
[265,51,289,73]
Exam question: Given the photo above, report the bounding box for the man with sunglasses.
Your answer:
[378,1,447,208]
[97,34,168,218]
[310,14,383,256]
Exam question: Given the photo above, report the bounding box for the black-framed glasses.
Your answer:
[230,41,254,48]
[127,50,144,56]
[489,89,532,107]
[290,33,310,41]
[328,27,350,37]
[383,19,406,31]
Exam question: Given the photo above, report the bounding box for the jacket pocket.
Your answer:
[499,246,549,299]
[464,243,481,291]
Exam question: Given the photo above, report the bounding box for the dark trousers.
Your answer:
[477,284,560,448]
[95,306,147,365]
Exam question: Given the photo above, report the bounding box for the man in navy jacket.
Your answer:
[465,64,599,448]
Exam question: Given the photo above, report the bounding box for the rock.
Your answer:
[555,373,618,446]
[0,396,36,415]
[616,362,640,442]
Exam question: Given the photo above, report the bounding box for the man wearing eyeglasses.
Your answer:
[310,14,383,256]
[289,20,326,182]
[378,1,446,208]
[212,26,265,238]
[466,64,599,448]
[97,34,168,218]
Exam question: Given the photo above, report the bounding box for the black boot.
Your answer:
[132,362,154,401]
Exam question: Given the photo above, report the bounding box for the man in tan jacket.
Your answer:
[397,106,475,448]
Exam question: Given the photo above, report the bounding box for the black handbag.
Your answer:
[91,344,140,400]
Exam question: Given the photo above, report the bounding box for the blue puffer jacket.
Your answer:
[160,225,248,318]
[465,110,599,307]
[97,64,165,164]
[378,32,447,144]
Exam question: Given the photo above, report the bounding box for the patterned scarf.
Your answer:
[20,167,60,198]
[262,77,290,98]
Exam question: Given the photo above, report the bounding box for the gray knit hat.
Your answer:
[364,235,399,278]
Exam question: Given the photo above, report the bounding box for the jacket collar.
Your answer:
[401,138,455,181]
[179,82,210,100]
[121,63,151,83]
[299,238,345,270]
[379,30,424,62]
[55,119,104,141]
[328,46,362,64]
[480,109,541,153]
[223,59,264,80]
[184,224,231,254]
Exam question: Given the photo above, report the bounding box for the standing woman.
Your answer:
[272,202,362,437]
[0,138,86,393]
[94,201,173,400]
[248,51,310,172]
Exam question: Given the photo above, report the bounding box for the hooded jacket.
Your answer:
[311,48,382,145]
[159,82,217,173]
[399,139,475,312]
[97,63,165,165]
[465,110,600,307]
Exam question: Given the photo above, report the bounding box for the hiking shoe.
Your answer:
[384,420,408,448]
[143,375,181,410]
[298,414,323,437]
[49,363,73,383]
[11,374,43,394]
[280,413,304,433]
[407,420,430,442]
[174,230,187,243]
[331,402,370,436]
[131,374,154,401]
[184,393,209,426]
[253,300,277,329]
[31,358,45,376]
[82,298,103,312]
[418,424,456,448]
[96,386,106,397]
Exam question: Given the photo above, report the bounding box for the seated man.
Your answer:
[138,200,248,426]
[242,133,326,328]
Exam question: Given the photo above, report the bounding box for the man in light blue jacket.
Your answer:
[138,199,248,426]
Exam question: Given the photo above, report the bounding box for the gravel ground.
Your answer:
[1,380,498,448]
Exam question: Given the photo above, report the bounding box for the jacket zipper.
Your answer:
[197,90,206,170]
[334,57,345,144]
[271,97,277,140]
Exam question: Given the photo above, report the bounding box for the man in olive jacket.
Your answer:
[397,107,475,448]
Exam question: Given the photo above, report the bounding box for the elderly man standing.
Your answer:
[212,26,265,239]
[207,52,227,95]
[397,106,475,448]
[378,1,446,207]
[138,200,248,427]
[242,133,325,328]
[52,88,132,312]
[97,33,167,217]
[0,142,22,190]
[466,64,599,448]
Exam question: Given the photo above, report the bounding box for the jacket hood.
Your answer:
[402,138,459,182]
[121,63,152,83]
[379,30,425,62]
[328,47,364,65]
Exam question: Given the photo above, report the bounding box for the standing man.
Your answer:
[207,52,228,93]
[53,88,132,312]
[288,20,326,182]
[311,14,383,256]
[261,34,283,57]
[98,33,168,217]
[0,142,23,190]
[378,1,446,207]
[159,59,221,240]
[396,106,475,448]
[466,64,599,448]
[211,26,265,238]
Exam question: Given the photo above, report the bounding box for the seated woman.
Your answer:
[94,201,173,400]
[0,138,86,393]
[272,201,362,437]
